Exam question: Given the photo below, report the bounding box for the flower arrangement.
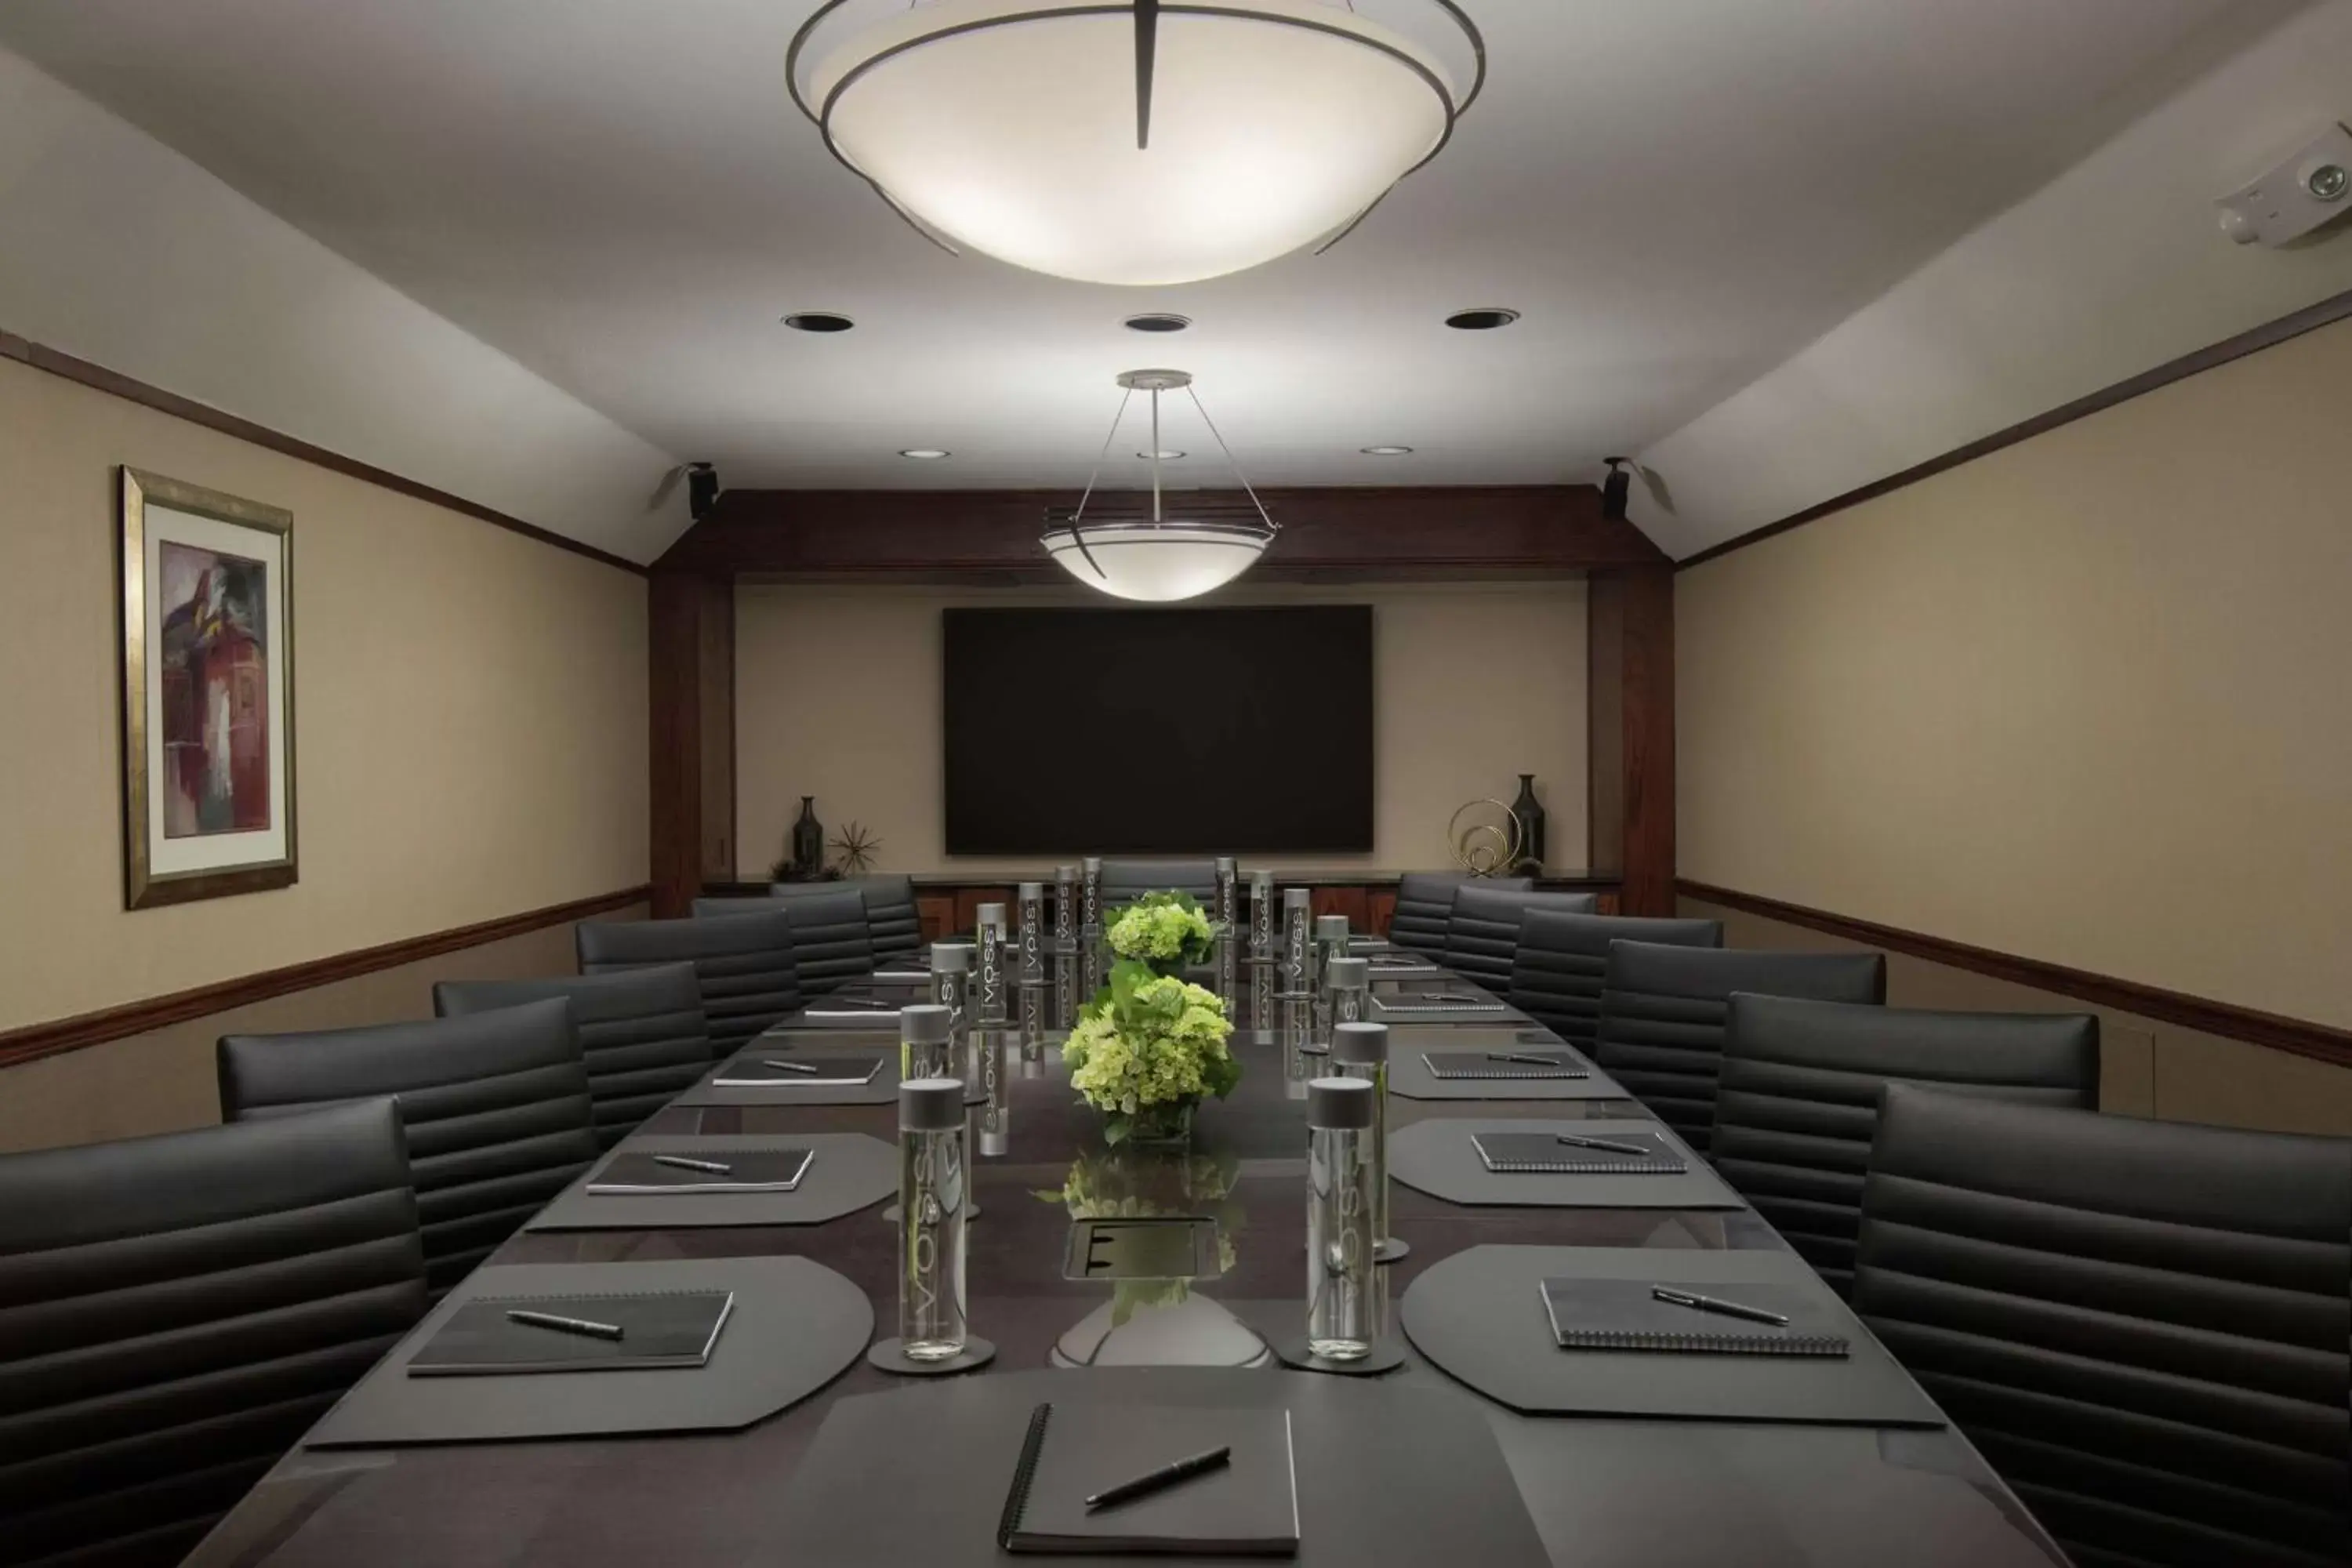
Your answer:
[1105,891,1220,975]
[1064,953,1240,1145]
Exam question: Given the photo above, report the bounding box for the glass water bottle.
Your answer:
[1214,856,1239,930]
[1054,863,1079,949]
[1249,869,1276,956]
[1080,857,1103,935]
[1281,887,1312,993]
[1306,1076,1378,1360]
[1017,881,1045,983]
[975,902,1008,1023]
[1330,1021,1391,1252]
[901,1002,953,1082]
[898,1076,970,1362]
[929,942,970,1040]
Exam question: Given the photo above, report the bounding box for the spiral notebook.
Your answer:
[586,1148,813,1194]
[1538,1279,1850,1357]
[1470,1129,1685,1174]
[997,1402,1301,1556]
[1421,1051,1588,1080]
[1374,991,1508,1015]
[406,1290,735,1377]
[712,1053,883,1087]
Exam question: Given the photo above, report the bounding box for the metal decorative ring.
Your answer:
[1446,798,1523,878]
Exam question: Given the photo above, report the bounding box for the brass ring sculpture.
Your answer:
[1446,799,1525,877]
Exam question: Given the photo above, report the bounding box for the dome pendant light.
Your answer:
[1041,370,1276,603]
[788,0,1486,285]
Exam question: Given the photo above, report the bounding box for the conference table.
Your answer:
[189,941,2067,1567]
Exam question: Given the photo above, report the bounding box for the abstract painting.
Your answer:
[120,469,298,908]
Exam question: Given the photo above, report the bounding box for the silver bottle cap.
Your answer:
[898,1076,967,1132]
[976,902,1007,931]
[1082,857,1103,873]
[1332,1020,1388,1065]
[1056,864,1079,881]
[1314,915,1349,940]
[1215,857,1236,874]
[1018,881,1044,900]
[901,1003,952,1044]
[1325,956,1370,989]
[930,942,971,973]
[1283,887,1312,911]
[1307,1076,1375,1130]
[1250,868,1274,889]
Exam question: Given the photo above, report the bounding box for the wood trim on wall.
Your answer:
[649,572,735,916]
[0,886,651,1072]
[1588,568,1675,915]
[1675,285,2352,571]
[1678,879,2352,1070]
[0,327,648,577]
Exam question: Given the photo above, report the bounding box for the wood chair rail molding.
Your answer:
[0,887,652,1071]
[1679,880,2352,1070]
[656,485,1664,579]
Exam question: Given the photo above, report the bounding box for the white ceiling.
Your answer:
[0,0,2307,527]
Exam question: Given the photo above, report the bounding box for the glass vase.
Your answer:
[1124,1098,1197,1149]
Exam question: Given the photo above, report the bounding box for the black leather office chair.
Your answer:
[1855,1084,2352,1568]
[1388,872,1530,953]
[578,909,800,1055]
[1099,859,1222,905]
[1441,885,1601,992]
[1508,909,1725,1046]
[696,890,872,995]
[0,1098,427,1567]
[218,999,597,1296]
[765,875,924,961]
[1715,996,2099,1294]
[434,964,710,1147]
[1592,941,1886,1152]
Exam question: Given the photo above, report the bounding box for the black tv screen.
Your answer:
[942,605,1374,854]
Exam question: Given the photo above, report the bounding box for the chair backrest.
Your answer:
[1592,941,1886,1152]
[578,910,800,1055]
[1442,885,1602,990]
[217,999,597,1295]
[1100,859,1222,905]
[1389,872,1532,953]
[1856,1084,2352,1567]
[1508,909,1724,1046]
[1715,996,2099,1294]
[767,875,924,960]
[434,964,709,1147]
[697,891,872,995]
[0,1099,427,1566]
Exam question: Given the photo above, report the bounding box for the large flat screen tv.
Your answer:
[942,604,1374,854]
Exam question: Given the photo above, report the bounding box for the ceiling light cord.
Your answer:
[1065,386,1138,580]
[1185,383,1278,535]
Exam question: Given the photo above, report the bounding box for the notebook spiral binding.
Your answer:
[1556,1329,1849,1356]
[997,1402,1056,1549]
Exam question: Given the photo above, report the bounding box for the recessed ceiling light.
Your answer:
[1124,313,1192,333]
[1136,449,1187,460]
[1444,307,1520,331]
[783,311,855,332]
[1360,445,1414,456]
[899,448,951,459]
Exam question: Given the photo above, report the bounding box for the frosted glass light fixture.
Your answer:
[1040,369,1276,603]
[789,0,1485,285]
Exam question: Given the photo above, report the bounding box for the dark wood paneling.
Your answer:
[1364,889,1398,937]
[1679,880,2352,1070]
[0,326,648,577]
[916,895,956,943]
[1676,285,2352,572]
[660,485,1664,579]
[953,887,1015,934]
[649,572,733,917]
[0,887,650,1070]
[1588,569,1675,916]
[1309,885,1370,931]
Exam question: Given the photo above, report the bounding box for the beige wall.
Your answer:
[735,582,1586,877]
[0,355,650,1035]
[0,908,644,1154]
[1681,896,2352,1137]
[1677,316,2352,1033]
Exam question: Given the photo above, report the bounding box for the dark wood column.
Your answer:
[1588,568,1675,915]
[648,571,734,917]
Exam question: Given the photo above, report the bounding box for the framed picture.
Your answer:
[118,467,298,909]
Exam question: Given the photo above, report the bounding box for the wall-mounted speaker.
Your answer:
[1601,458,1632,522]
[687,463,720,524]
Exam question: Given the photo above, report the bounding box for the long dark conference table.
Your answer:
[189,939,2067,1568]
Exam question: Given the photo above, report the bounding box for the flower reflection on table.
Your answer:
[1039,1143,1264,1364]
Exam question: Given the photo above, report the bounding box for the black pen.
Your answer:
[504,1308,625,1341]
[1556,1131,1653,1156]
[1084,1445,1233,1512]
[1489,1052,1566,1067]
[651,1154,733,1174]
[760,1058,820,1075]
[1651,1286,1790,1327]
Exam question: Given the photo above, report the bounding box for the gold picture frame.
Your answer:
[119,467,299,909]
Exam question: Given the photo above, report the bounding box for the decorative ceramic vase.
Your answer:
[791,796,824,877]
[1511,773,1546,872]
